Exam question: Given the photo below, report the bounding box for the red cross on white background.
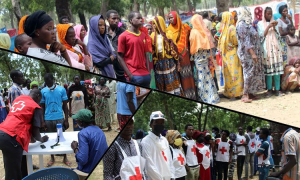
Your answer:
[191,145,197,155]
[219,146,227,154]
[162,151,167,161]
[240,139,245,144]
[129,167,142,180]
[177,154,184,165]
[251,142,255,148]
[257,143,261,148]
[205,150,210,158]
[11,101,25,113]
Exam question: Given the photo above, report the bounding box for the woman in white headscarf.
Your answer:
[236,7,265,103]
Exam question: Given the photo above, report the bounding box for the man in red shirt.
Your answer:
[0,89,48,180]
[118,11,151,88]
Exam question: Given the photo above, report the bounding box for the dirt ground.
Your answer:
[0,116,119,180]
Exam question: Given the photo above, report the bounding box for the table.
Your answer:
[23,131,79,174]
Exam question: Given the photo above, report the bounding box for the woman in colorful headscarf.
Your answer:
[94,77,111,131]
[218,12,244,100]
[231,11,238,26]
[252,7,263,31]
[87,15,116,78]
[257,7,284,97]
[0,33,11,49]
[18,15,28,35]
[24,10,71,66]
[236,7,265,103]
[167,11,197,100]
[74,24,87,43]
[190,14,220,104]
[151,16,184,96]
[57,24,92,71]
[281,57,300,93]
[277,4,293,66]
[140,22,156,89]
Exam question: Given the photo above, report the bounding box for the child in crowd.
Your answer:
[286,25,300,62]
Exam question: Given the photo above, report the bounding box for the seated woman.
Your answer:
[87,15,116,78]
[57,24,92,71]
[24,10,71,66]
[281,57,300,93]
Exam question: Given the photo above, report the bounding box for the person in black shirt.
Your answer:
[106,10,126,81]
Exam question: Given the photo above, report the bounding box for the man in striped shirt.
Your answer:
[269,128,300,180]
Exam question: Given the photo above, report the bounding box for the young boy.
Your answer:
[14,33,32,54]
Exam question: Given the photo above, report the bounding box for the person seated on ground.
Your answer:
[0,89,49,180]
[71,109,108,174]
[57,24,92,71]
[0,33,11,50]
[24,10,71,66]
[281,57,300,93]
[14,33,32,54]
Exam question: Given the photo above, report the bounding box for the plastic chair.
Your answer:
[22,167,79,180]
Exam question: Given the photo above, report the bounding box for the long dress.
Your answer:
[236,21,265,94]
[196,142,211,180]
[221,25,244,98]
[191,49,220,104]
[106,80,117,115]
[94,85,110,128]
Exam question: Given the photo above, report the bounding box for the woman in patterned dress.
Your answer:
[189,14,220,104]
[94,77,111,131]
[236,7,265,103]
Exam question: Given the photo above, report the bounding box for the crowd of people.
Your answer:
[0,68,150,180]
[103,112,300,180]
[0,4,298,104]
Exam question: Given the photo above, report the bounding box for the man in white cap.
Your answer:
[141,111,174,180]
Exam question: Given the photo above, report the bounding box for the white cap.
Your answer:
[205,132,211,136]
[256,127,260,131]
[149,111,166,124]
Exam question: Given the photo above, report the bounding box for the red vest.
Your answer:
[0,95,41,152]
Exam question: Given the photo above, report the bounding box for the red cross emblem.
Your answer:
[191,145,197,155]
[205,150,210,158]
[257,143,261,148]
[240,139,245,144]
[219,146,227,154]
[11,101,25,113]
[177,153,185,165]
[251,142,255,148]
[129,167,142,180]
[162,151,167,161]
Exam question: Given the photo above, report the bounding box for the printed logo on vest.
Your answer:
[11,101,25,112]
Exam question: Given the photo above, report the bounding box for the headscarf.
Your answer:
[24,11,53,38]
[18,15,28,35]
[166,130,181,144]
[167,11,190,56]
[30,81,39,89]
[151,16,179,62]
[231,11,237,26]
[252,7,263,31]
[74,24,86,42]
[192,130,205,140]
[218,12,235,55]
[0,33,11,49]
[87,15,115,78]
[57,24,83,63]
[261,7,279,59]
[237,6,252,25]
[190,14,214,55]
[289,57,300,66]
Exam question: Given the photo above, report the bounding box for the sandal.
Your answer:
[241,98,252,103]
[63,160,72,167]
[47,160,55,167]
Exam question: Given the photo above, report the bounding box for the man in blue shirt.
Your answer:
[116,82,137,130]
[71,109,108,173]
[256,128,271,180]
[41,73,70,167]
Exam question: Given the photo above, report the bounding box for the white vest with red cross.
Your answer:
[170,146,187,178]
[115,140,146,180]
[184,139,199,166]
[246,133,256,153]
[236,134,246,156]
[216,138,231,162]
[197,143,211,170]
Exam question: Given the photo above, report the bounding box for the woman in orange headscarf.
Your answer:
[231,11,238,26]
[167,11,196,100]
[56,24,92,71]
[190,14,220,104]
[18,15,28,35]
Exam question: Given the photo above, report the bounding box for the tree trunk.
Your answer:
[198,104,203,131]
[133,0,140,12]
[9,11,15,29]
[151,6,155,16]
[171,0,178,13]
[78,12,88,32]
[100,0,110,17]
[11,0,22,24]
[41,61,50,73]
[163,100,173,129]
[187,0,193,12]
[216,0,229,15]
[155,8,159,16]
[229,0,233,8]
[158,7,164,18]
[143,1,148,17]
[204,106,209,131]
[192,0,197,11]
[55,0,74,23]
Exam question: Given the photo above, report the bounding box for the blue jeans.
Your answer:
[130,74,151,88]
[259,165,270,180]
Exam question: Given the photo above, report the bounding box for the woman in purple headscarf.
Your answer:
[87,15,116,78]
